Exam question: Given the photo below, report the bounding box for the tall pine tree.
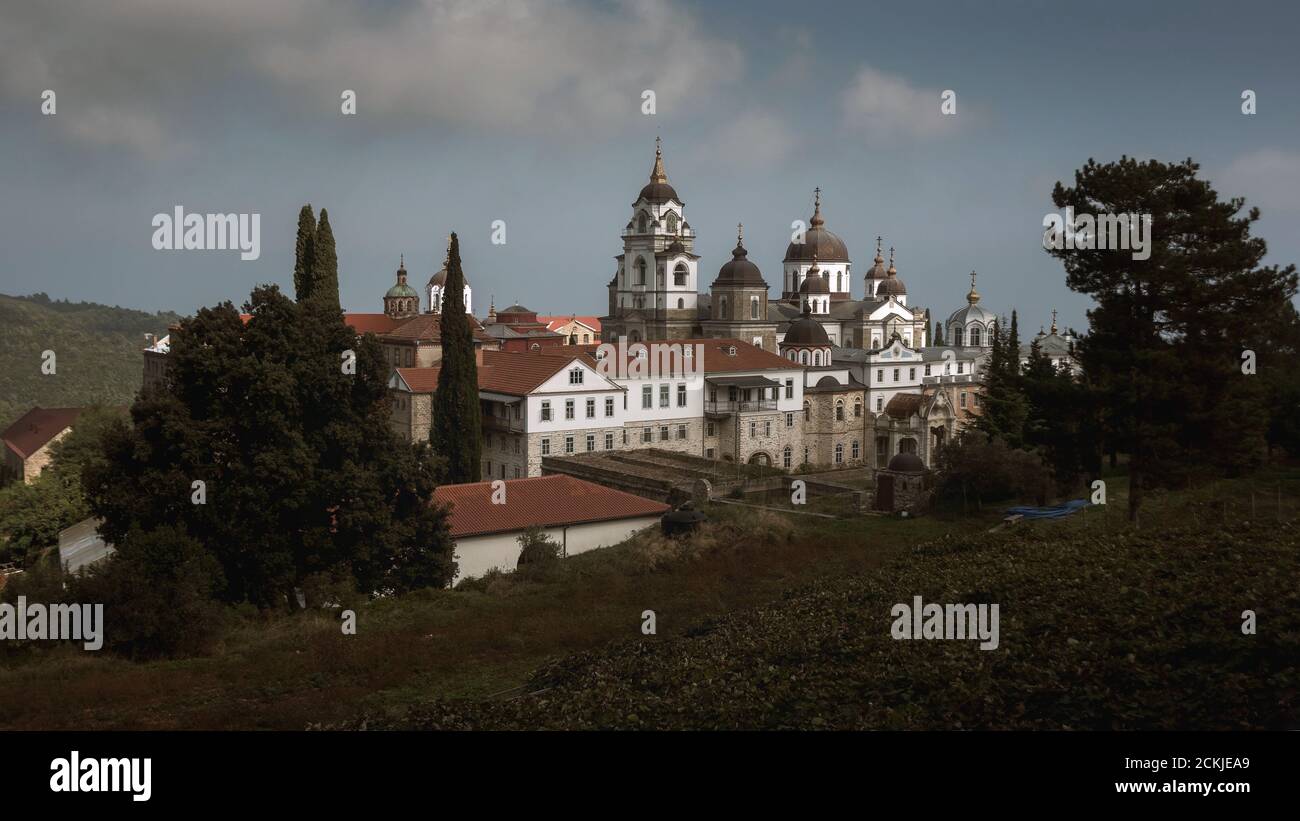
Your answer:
[976,312,1028,448]
[1049,156,1298,523]
[293,205,316,302]
[430,232,482,484]
[933,321,944,346]
[311,208,341,312]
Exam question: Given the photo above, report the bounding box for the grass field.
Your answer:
[0,468,1296,730]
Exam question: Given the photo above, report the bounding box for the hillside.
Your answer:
[0,294,181,427]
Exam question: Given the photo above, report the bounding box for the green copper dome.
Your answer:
[386,281,419,299]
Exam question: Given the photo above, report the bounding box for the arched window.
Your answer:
[803,401,811,422]
[783,446,792,468]
[666,212,678,233]
[719,296,728,319]
[835,400,844,421]
[799,350,809,365]
[854,400,862,418]
[636,257,647,285]
[851,440,860,460]
[637,212,648,234]
[970,327,981,347]
[813,350,821,366]
[834,443,844,464]
[750,295,759,319]
[953,326,964,346]
[674,263,688,286]
[677,298,684,309]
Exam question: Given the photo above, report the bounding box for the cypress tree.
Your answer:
[430,233,482,484]
[933,321,944,347]
[311,208,341,312]
[976,312,1029,448]
[293,205,316,303]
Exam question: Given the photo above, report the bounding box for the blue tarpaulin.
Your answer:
[1003,499,1091,520]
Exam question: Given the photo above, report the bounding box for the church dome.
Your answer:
[874,249,907,297]
[947,271,996,327]
[784,309,831,346]
[784,188,850,263]
[637,138,681,204]
[887,452,926,473]
[387,257,419,298]
[799,262,830,294]
[712,227,766,288]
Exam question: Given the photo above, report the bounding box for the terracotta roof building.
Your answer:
[1,407,84,485]
[432,474,668,582]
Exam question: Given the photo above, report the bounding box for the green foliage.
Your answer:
[310,208,341,312]
[371,512,1299,730]
[1050,156,1299,521]
[83,285,457,609]
[0,294,180,429]
[974,314,1028,449]
[934,432,1052,509]
[0,405,122,566]
[516,526,561,568]
[68,524,227,659]
[293,204,316,303]
[429,233,482,483]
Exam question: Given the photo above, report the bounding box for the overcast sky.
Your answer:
[2,0,1297,333]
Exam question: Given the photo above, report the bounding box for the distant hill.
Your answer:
[0,293,182,429]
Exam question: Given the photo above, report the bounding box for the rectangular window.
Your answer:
[642,427,652,443]
[586,397,595,419]
[893,368,900,382]
[958,362,965,374]
[706,447,715,459]
[676,424,687,440]
[764,421,771,437]
[852,440,860,460]
[960,392,968,408]
[876,369,884,382]
[605,432,614,450]
[785,378,794,399]
[605,396,614,417]
[659,425,669,442]
[514,467,521,478]
[677,383,687,407]
[783,448,792,468]
[908,367,916,381]
[924,364,931,376]
[642,385,652,409]
[659,384,669,408]
[564,436,575,454]
[586,434,595,451]
[876,396,883,412]
[786,412,794,428]
[541,438,551,455]
[706,421,715,437]
[749,421,757,438]
[569,368,584,385]
[541,401,552,422]
[565,399,575,420]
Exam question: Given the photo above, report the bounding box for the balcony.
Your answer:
[483,415,524,434]
[704,398,778,417]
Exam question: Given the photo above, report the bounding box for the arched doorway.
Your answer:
[748,452,771,467]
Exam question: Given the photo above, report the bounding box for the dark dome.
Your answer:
[799,267,830,294]
[713,241,767,288]
[666,238,687,255]
[876,275,907,297]
[887,452,926,472]
[785,189,849,263]
[784,310,831,346]
[816,375,841,387]
[501,303,531,313]
[638,181,680,203]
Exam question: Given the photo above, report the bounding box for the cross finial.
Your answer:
[1050,309,1058,334]
[399,253,405,269]
[655,135,661,157]
[970,270,977,289]
[737,222,743,244]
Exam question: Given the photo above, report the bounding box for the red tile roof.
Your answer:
[1,407,83,459]
[433,474,669,538]
[395,349,597,397]
[539,315,603,334]
[571,338,798,376]
[395,367,441,393]
[885,392,926,419]
[344,313,402,335]
[382,313,492,344]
